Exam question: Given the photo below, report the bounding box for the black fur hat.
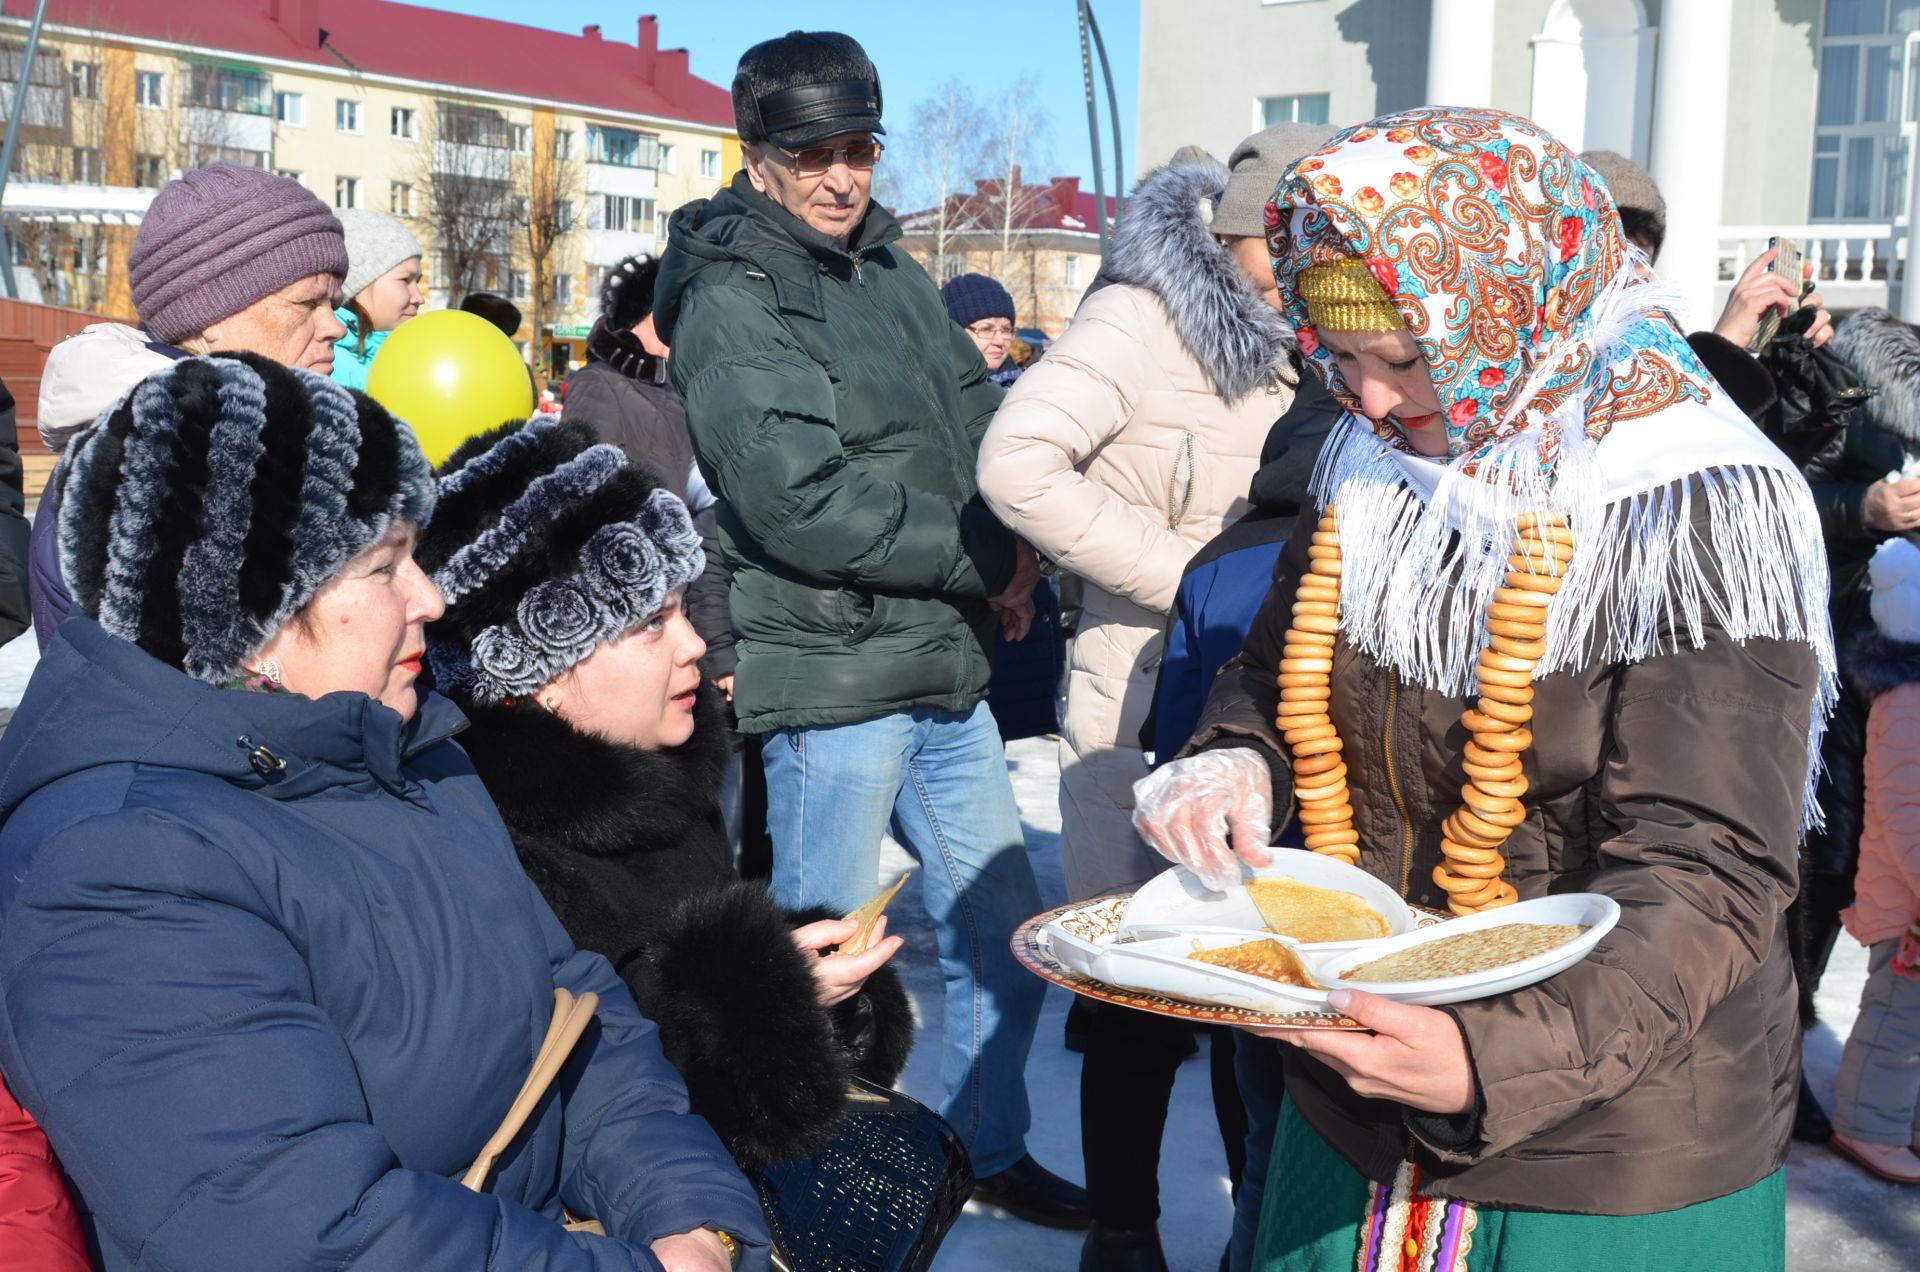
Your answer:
[733,30,884,148]
[599,254,659,331]
[57,352,433,683]
[415,417,704,706]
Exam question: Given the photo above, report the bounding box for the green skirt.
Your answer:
[1252,1099,1785,1272]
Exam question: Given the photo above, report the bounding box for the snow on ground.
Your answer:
[0,623,1905,1269]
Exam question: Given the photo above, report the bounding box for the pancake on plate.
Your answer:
[1339,923,1587,983]
[1246,876,1390,943]
[1187,938,1319,988]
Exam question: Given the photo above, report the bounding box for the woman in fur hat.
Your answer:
[1134,108,1832,1268]
[415,417,915,1173]
[0,355,766,1271]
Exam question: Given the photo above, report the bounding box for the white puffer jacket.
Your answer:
[979,159,1296,898]
[36,322,174,451]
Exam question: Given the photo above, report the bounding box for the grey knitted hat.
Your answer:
[56,353,435,683]
[1213,123,1338,238]
[416,418,705,707]
[1579,150,1665,257]
[339,209,424,303]
[130,164,348,345]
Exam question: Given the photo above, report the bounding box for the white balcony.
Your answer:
[583,163,657,199]
[1715,224,1903,317]
[584,227,656,267]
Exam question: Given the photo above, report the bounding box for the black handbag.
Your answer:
[749,1079,974,1272]
[1756,305,1876,465]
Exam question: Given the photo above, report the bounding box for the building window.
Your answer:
[699,148,721,179]
[135,69,165,109]
[551,273,574,307]
[335,176,360,209]
[276,168,302,186]
[71,146,102,183]
[275,90,304,126]
[136,153,167,187]
[587,124,660,169]
[600,193,656,232]
[390,180,416,216]
[555,199,575,232]
[391,106,416,140]
[70,61,100,101]
[510,269,529,301]
[510,122,531,154]
[1260,93,1331,127]
[554,127,573,159]
[1809,1,1920,219]
[659,142,676,173]
[336,98,362,134]
[438,103,510,148]
[1065,254,1081,289]
[655,205,671,240]
[185,64,270,115]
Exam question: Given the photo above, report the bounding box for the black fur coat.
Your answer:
[456,686,915,1169]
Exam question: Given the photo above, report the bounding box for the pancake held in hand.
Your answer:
[1187,939,1320,988]
[1246,876,1391,943]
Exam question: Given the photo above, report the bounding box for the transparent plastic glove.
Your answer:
[1131,748,1274,892]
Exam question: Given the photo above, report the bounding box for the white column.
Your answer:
[1426,0,1497,109]
[1648,0,1735,330]
[1902,119,1920,321]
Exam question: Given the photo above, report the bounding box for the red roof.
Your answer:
[1,0,734,129]
[903,171,1119,237]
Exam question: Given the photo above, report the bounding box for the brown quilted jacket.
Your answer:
[1188,492,1817,1215]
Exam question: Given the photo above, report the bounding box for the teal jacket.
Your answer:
[329,306,388,390]
[654,173,1015,732]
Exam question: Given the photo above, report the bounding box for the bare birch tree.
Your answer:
[520,115,579,382]
[893,81,990,281]
[417,101,517,306]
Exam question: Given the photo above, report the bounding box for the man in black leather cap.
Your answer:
[654,31,1086,1231]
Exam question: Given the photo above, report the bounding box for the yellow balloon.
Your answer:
[363,309,535,466]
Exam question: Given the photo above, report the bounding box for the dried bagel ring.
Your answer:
[1468,796,1527,828]
[1505,569,1562,594]
[1295,583,1340,601]
[1474,726,1534,753]
[1291,600,1338,617]
[1482,881,1520,907]
[1478,649,1535,672]
[1476,680,1535,705]
[1278,698,1332,717]
[1485,617,1546,641]
[1310,531,1340,546]
[1475,664,1533,689]
[1307,558,1343,578]
[1286,629,1336,646]
[1445,856,1508,880]
[1460,708,1518,734]
[1304,826,1360,847]
[1463,739,1520,768]
[1476,774,1529,799]
[1506,553,1567,577]
[1440,837,1504,865]
[1292,735,1344,757]
[1283,722,1336,743]
[1294,751,1345,776]
[1278,672,1330,690]
[1515,526,1576,550]
[1441,813,1508,849]
[1488,632,1547,659]
[1292,613,1340,634]
[1279,654,1334,672]
[1491,586,1551,609]
[1460,783,1519,815]
[1432,868,1501,903]
[1280,684,1331,702]
[1462,756,1524,784]
[1476,696,1533,725]
[1293,765,1349,797]
[1487,601,1548,623]
[1297,803,1354,826]
[1515,511,1570,531]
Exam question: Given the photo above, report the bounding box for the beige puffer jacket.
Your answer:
[978,159,1295,898]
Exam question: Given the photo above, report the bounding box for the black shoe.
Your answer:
[971,1154,1092,1230]
[1793,1074,1834,1143]
[1079,1222,1169,1272]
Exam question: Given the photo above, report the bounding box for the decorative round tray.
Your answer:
[1012,893,1367,1030]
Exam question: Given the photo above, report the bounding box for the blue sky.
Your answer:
[425,0,1139,196]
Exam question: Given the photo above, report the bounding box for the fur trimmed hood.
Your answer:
[1847,628,1920,702]
[1834,307,1920,446]
[1100,159,1294,402]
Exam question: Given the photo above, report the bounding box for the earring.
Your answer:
[255,659,283,686]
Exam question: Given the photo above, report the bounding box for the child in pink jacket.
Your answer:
[1833,537,1920,1183]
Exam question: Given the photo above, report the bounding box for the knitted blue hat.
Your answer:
[57,353,435,683]
[942,273,1015,328]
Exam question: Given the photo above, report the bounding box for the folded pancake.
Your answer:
[1246,877,1390,943]
[1187,938,1319,988]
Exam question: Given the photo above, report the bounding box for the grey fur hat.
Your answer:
[1579,150,1665,257]
[56,353,435,683]
[339,209,424,303]
[415,418,704,707]
[1213,123,1338,238]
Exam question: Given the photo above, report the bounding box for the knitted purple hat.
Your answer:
[130,165,348,345]
[941,273,1015,328]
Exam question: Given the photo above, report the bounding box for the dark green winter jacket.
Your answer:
[654,173,1016,732]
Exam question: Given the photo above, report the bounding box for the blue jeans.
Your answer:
[762,701,1044,1177]
[1229,1040,1287,1272]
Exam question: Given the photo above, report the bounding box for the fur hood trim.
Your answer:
[1834,308,1920,445]
[1101,158,1294,402]
[1847,628,1920,702]
[453,682,731,859]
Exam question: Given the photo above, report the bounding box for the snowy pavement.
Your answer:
[0,630,1906,1269]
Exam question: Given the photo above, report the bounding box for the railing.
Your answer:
[1716,224,1903,312]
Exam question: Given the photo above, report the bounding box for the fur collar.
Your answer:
[1847,628,1920,701]
[1100,159,1294,402]
[455,684,731,859]
[1834,308,1920,445]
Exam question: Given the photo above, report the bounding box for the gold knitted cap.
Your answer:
[1295,259,1402,332]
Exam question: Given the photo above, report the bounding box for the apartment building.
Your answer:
[0,0,741,377]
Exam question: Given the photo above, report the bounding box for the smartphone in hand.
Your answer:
[1748,236,1805,352]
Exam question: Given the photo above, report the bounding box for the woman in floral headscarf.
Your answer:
[1131,108,1832,1269]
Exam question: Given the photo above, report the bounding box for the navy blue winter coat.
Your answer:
[0,619,769,1270]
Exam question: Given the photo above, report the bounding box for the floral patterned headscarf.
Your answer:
[1265,107,1711,475]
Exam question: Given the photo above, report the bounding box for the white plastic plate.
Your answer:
[1119,852,1417,953]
